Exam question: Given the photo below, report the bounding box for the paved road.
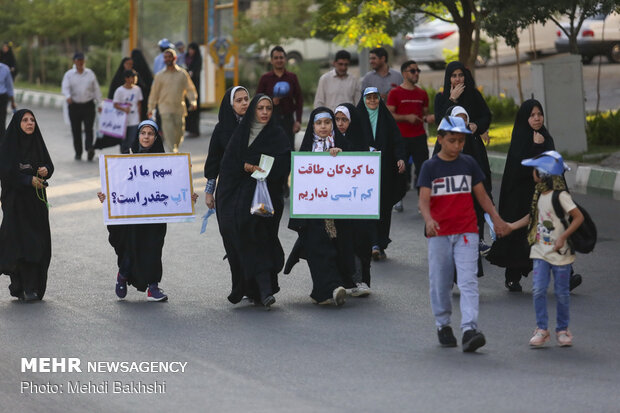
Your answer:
[1,107,619,412]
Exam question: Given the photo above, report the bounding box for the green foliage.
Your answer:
[587,110,620,146]
[484,93,519,122]
[287,61,323,105]
[236,0,315,54]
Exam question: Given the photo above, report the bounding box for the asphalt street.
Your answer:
[1,107,619,413]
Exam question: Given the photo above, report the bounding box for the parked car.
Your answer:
[404,18,558,70]
[555,12,620,64]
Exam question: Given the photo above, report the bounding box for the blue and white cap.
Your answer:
[363,87,379,96]
[158,38,172,49]
[437,116,472,134]
[138,119,159,133]
[521,150,570,176]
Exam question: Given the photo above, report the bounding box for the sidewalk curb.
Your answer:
[15,89,65,110]
[488,153,620,195]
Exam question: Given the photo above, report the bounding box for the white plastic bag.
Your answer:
[250,179,274,217]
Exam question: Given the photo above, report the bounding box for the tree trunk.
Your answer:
[39,38,46,85]
[515,42,523,104]
[27,37,34,84]
[458,23,475,67]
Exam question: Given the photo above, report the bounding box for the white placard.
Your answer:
[99,99,128,138]
[290,152,381,219]
[99,153,195,225]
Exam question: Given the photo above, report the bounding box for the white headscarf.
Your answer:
[334,105,350,121]
[449,105,469,124]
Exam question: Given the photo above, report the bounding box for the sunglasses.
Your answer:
[406,69,421,74]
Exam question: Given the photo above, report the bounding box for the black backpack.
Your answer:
[551,190,597,254]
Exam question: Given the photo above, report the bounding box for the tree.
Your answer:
[537,0,618,55]
[313,0,486,70]
[236,0,315,55]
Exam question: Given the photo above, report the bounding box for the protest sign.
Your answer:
[99,153,195,225]
[290,152,381,219]
[99,99,128,138]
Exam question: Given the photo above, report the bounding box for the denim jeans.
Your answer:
[428,233,479,332]
[532,259,571,331]
[121,125,138,154]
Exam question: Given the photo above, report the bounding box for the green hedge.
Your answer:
[587,110,620,146]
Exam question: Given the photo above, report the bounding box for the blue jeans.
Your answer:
[532,259,571,331]
[428,233,479,332]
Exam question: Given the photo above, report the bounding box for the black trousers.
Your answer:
[68,100,95,157]
[403,134,429,188]
[0,93,8,141]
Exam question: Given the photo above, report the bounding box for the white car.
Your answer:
[405,18,558,69]
[555,12,620,63]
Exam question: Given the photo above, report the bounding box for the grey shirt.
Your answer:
[361,68,403,98]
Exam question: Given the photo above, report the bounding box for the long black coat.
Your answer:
[486,99,556,270]
[0,110,54,298]
[216,95,291,302]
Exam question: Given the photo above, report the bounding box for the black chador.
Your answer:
[0,109,54,300]
[285,107,356,303]
[216,95,291,305]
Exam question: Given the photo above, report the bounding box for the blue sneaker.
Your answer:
[147,284,168,302]
[116,272,127,299]
[479,241,491,257]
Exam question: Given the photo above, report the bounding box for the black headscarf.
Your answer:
[130,49,153,87]
[0,43,17,79]
[204,86,248,179]
[130,121,165,154]
[107,57,133,99]
[185,42,202,81]
[334,103,366,151]
[299,107,353,152]
[486,99,555,269]
[434,61,491,135]
[0,109,53,182]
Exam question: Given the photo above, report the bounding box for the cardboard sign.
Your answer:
[290,152,381,219]
[99,153,195,225]
[99,99,128,138]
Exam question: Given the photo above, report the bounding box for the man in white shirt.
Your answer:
[61,52,102,161]
[361,47,403,101]
[313,50,360,110]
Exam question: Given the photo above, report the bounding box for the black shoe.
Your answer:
[505,281,522,292]
[569,273,582,291]
[262,295,276,310]
[462,329,486,352]
[74,154,82,161]
[87,148,95,161]
[437,326,457,347]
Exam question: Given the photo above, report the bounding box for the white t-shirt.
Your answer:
[113,85,143,126]
[530,191,577,265]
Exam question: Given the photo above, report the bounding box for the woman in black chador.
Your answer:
[216,94,291,309]
[285,107,355,306]
[97,120,184,302]
[357,87,406,261]
[434,62,493,272]
[130,49,153,122]
[184,42,203,137]
[486,99,556,291]
[0,109,54,301]
[203,86,249,301]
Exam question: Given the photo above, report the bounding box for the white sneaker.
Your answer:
[333,286,346,306]
[351,282,371,297]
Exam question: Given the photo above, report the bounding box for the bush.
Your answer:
[484,93,519,123]
[587,110,620,146]
[287,60,321,105]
